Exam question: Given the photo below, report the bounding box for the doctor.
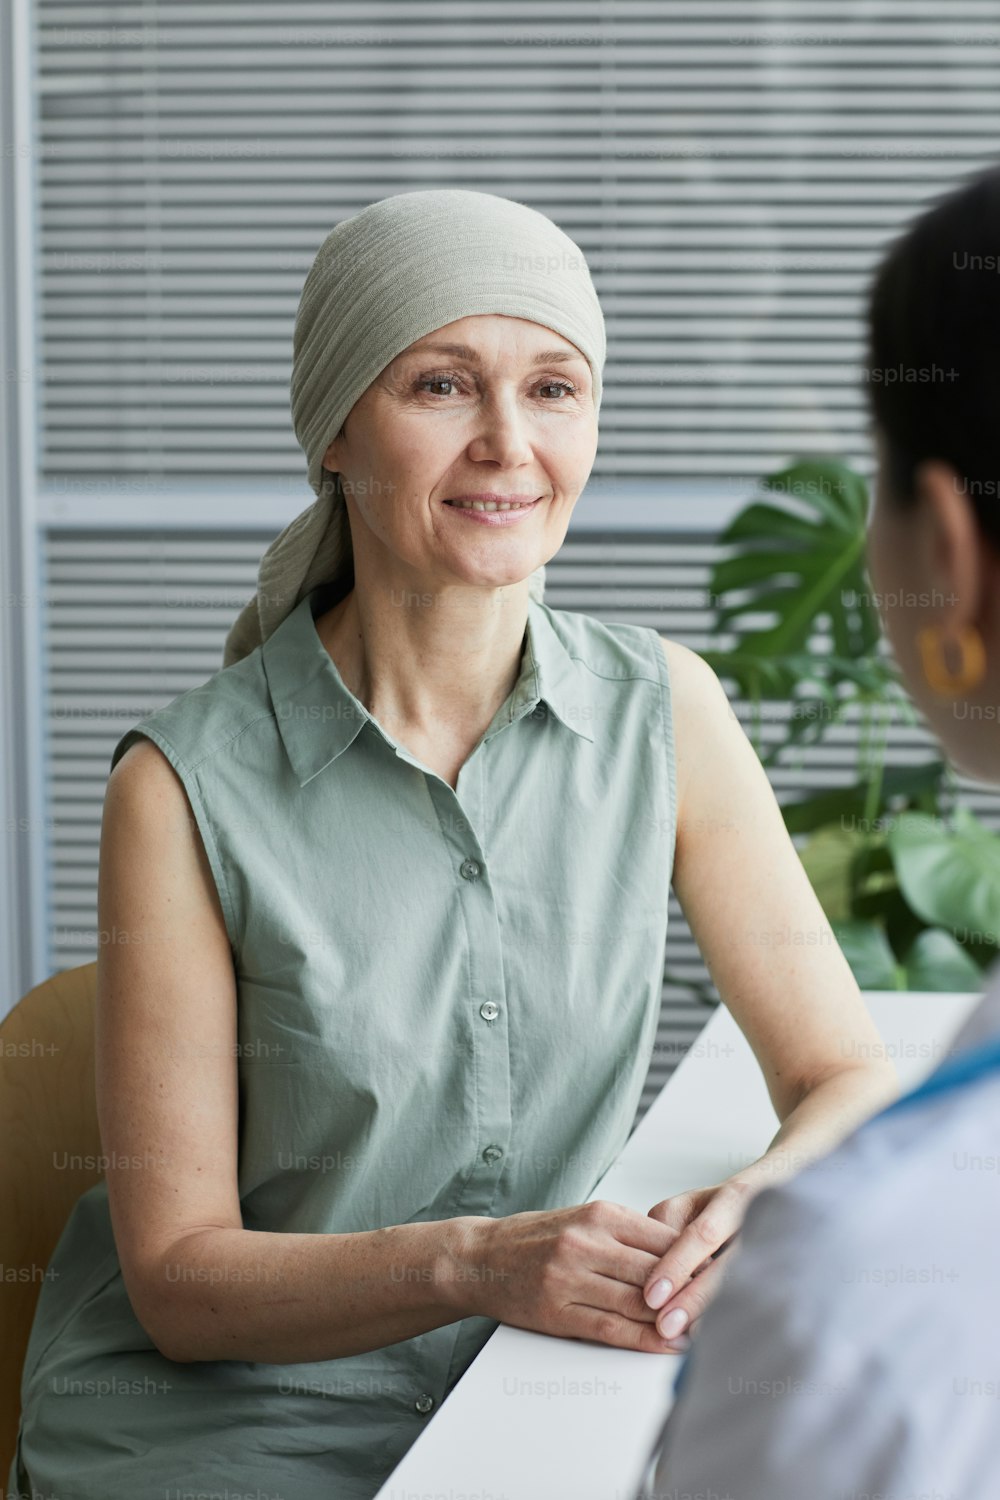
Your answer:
[646,161,1000,1499]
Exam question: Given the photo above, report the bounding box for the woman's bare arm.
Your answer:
[632,639,905,1344]
[659,634,898,1128]
[634,638,900,1343]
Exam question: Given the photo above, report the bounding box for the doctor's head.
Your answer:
[864,164,1000,782]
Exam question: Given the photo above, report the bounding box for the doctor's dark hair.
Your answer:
[866,162,1000,553]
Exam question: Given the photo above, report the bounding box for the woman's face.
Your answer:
[323,313,599,598]
[865,429,1000,781]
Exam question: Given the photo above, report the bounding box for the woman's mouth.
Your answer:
[442,495,543,527]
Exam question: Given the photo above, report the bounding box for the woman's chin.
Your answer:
[441,558,545,594]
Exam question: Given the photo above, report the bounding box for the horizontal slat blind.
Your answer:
[34,0,1000,489]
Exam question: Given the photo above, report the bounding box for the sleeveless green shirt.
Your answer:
[11,579,678,1500]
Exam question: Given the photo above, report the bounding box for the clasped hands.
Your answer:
[461,1164,774,1355]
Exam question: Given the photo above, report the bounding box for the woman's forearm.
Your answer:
[737,1059,900,1191]
[142,1215,487,1364]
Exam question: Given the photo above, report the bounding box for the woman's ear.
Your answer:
[912,459,985,633]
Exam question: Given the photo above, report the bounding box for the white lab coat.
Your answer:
[646,962,1000,1500]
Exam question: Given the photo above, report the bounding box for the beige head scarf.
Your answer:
[222,188,607,668]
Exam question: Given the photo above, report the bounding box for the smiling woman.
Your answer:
[311,311,600,784]
[323,315,596,589]
[10,188,896,1500]
[220,186,608,668]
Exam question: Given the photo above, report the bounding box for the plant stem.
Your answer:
[851,696,891,909]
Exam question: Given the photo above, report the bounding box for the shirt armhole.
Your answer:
[649,630,679,881]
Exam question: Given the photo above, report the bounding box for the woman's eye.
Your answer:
[417,376,459,396]
[414,375,577,399]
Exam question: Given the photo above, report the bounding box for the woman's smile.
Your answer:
[441,494,544,525]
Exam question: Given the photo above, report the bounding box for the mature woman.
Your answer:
[10,189,895,1500]
[649,162,1000,1499]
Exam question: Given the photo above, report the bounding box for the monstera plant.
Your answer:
[690,456,1000,993]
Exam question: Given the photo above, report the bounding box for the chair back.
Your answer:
[0,961,103,1479]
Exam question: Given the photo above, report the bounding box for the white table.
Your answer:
[375,990,981,1500]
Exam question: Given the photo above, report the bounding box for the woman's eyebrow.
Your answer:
[402,341,586,366]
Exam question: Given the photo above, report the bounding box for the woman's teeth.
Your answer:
[446,499,535,512]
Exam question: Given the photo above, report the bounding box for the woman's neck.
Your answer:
[313,584,531,750]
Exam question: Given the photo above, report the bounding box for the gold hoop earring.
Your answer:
[916,624,987,696]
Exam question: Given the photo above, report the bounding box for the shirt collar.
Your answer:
[261,582,596,788]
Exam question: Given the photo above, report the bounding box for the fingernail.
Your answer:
[658,1307,689,1340]
[645,1278,672,1310]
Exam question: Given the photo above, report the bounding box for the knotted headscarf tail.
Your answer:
[221,188,607,668]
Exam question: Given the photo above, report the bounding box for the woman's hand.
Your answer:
[451,1199,690,1354]
[641,1176,760,1347]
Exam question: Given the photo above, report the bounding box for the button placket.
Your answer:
[425,763,512,1217]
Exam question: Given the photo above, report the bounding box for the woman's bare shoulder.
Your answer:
[106,734,193,822]
[656,634,730,718]
[103,736,218,902]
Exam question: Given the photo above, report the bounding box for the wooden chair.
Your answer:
[0,961,103,1480]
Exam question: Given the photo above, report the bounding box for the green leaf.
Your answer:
[713,550,824,594]
[781,761,948,836]
[707,458,878,701]
[901,928,985,992]
[761,459,870,528]
[831,918,904,990]
[887,811,1000,947]
[721,500,823,546]
[850,841,910,929]
[830,919,982,991]
[797,826,863,920]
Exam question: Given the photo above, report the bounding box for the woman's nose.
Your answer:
[466,395,536,467]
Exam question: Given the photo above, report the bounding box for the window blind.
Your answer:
[34,0,1000,491]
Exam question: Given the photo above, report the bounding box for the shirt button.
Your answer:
[414,1392,435,1415]
[460,857,482,880]
[479,1001,500,1022]
[482,1145,503,1165]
